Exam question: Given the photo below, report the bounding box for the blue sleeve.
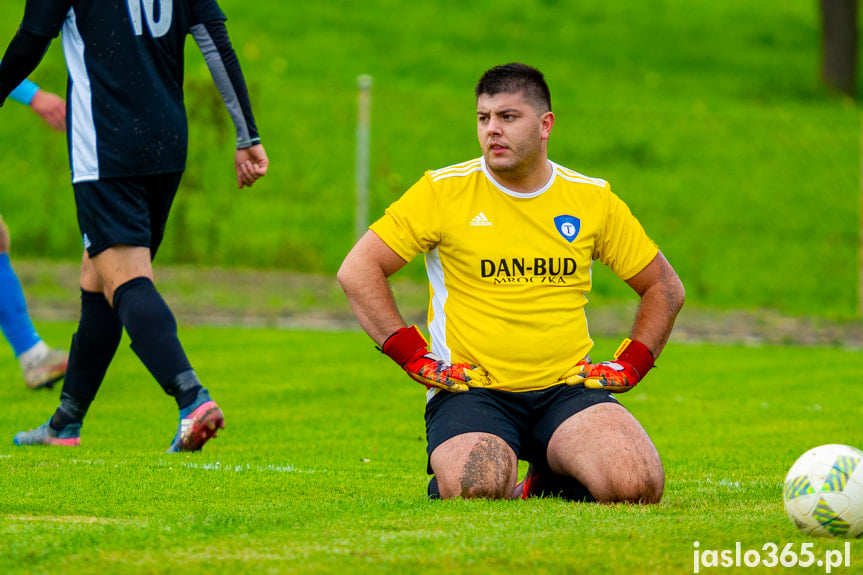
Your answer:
[8,73,39,105]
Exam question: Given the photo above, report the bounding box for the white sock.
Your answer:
[18,340,49,368]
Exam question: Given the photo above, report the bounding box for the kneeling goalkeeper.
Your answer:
[338,63,685,502]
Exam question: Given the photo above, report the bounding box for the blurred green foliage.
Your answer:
[0,0,859,317]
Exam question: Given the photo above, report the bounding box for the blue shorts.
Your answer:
[73,172,183,258]
[424,383,620,473]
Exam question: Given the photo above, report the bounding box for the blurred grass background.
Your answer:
[0,0,860,317]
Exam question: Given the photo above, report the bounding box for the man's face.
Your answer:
[476,91,553,183]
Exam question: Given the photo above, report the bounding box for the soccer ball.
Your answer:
[783,444,863,537]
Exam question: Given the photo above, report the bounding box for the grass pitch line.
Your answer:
[4,514,138,525]
[165,460,319,474]
[0,454,319,474]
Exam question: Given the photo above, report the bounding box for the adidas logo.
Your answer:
[470,212,493,226]
[178,417,194,441]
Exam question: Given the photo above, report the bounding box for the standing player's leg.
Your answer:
[0,213,68,390]
[545,402,664,503]
[14,251,125,446]
[14,174,224,451]
[95,172,222,452]
[89,244,225,452]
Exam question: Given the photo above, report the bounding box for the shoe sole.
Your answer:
[13,436,80,446]
[177,402,225,452]
[46,437,80,446]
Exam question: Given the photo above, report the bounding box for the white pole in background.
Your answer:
[355,74,373,243]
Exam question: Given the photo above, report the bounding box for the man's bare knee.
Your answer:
[432,434,516,499]
[548,403,664,505]
[640,473,664,504]
[604,476,663,505]
[591,454,664,504]
[457,436,513,498]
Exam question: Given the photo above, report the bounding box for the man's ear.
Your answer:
[541,111,555,141]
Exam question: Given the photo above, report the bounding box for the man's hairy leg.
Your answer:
[430,432,518,499]
[0,215,10,253]
[85,246,153,302]
[546,403,664,504]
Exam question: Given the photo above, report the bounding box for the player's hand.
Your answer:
[29,89,66,132]
[381,325,488,392]
[566,339,655,393]
[235,143,269,188]
[558,360,589,386]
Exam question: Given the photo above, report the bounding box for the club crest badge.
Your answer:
[554,215,580,243]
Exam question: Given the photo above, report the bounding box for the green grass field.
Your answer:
[2,323,861,574]
[1,1,862,570]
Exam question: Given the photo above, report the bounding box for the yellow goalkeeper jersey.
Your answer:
[370,157,658,393]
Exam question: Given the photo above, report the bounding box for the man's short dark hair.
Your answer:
[475,63,552,113]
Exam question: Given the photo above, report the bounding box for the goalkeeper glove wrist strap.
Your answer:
[614,338,655,379]
[381,325,427,368]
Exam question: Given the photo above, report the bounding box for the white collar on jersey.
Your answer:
[480,156,557,199]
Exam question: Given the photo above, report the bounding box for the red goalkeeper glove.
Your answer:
[381,325,485,392]
[576,338,655,393]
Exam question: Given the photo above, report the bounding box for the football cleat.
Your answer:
[519,463,595,502]
[167,390,225,453]
[13,419,81,446]
[21,346,68,390]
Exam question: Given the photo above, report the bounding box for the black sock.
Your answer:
[50,392,92,430]
[113,277,193,396]
[50,289,123,429]
[428,476,441,500]
[173,369,204,410]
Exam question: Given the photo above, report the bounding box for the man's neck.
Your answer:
[487,158,553,195]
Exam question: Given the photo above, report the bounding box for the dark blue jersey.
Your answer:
[9,0,233,182]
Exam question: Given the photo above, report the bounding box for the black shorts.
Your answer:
[73,172,183,258]
[424,383,620,473]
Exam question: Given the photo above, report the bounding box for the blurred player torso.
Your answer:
[20,0,225,182]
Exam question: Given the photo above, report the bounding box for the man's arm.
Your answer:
[0,29,53,106]
[0,0,69,106]
[28,89,66,131]
[625,250,685,359]
[8,74,38,105]
[338,230,485,392]
[190,21,268,188]
[1,54,66,131]
[568,250,684,392]
[337,230,410,345]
